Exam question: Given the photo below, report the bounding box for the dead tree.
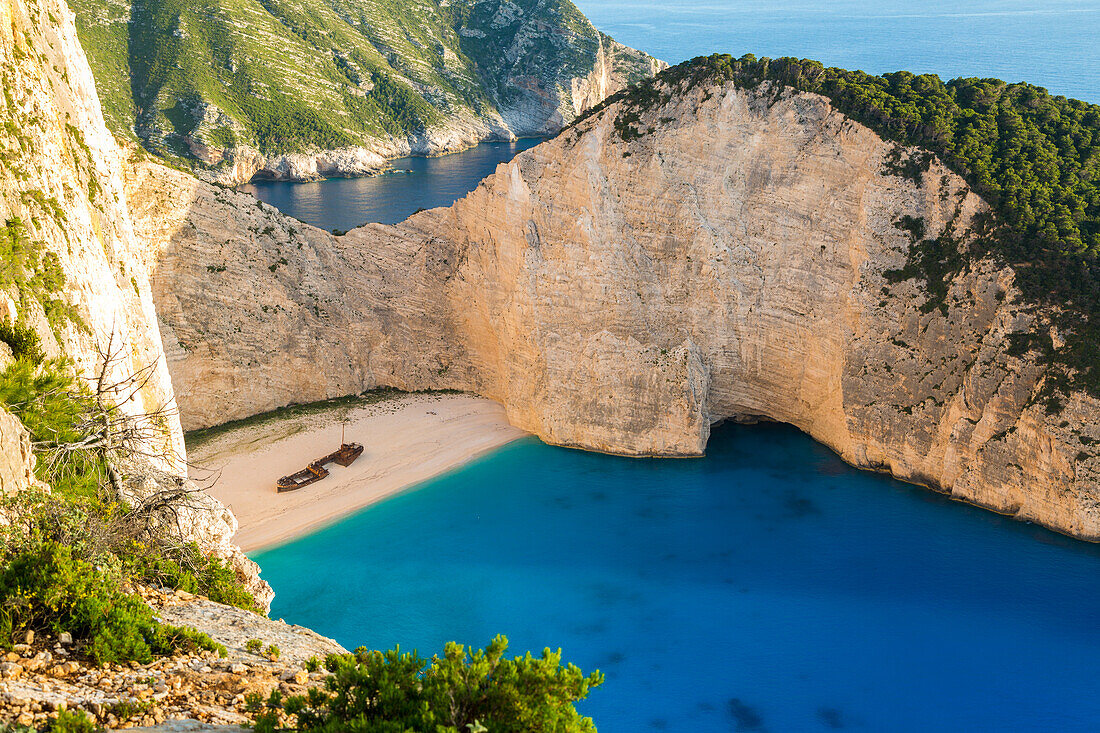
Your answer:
[33,329,221,548]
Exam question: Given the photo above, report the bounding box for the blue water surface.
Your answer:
[239,139,542,232]
[574,0,1100,103]
[254,424,1100,732]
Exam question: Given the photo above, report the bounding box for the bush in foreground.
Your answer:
[0,355,258,664]
[118,541,261,613]
[0,542,224,664]
[250,635,603,732]
[0,709,102,733]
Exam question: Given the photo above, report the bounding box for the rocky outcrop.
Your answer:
[70,0,663,184]
[0,406,41,498]
[0,0,267,598]
[131,78,1100,541]
[0,587,343,729]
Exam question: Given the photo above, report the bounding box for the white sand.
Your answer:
[188,394,526,552]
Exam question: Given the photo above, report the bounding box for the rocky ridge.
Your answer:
[70,0,664,184]
[130,76,1100,541]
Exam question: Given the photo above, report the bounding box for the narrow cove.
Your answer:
[240,140,1100,733]
[239,139,543,232]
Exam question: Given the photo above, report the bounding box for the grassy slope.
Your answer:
[70,0,653,161]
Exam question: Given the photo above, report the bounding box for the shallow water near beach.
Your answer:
[254,423,1100,732]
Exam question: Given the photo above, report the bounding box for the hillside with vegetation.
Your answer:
[69,0,661,179]
[584,53,1100,410]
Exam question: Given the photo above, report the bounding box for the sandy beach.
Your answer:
[188,393,526,552]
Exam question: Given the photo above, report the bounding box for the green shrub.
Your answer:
[0,357,105,501]
[0,542,223,664]
[252,635,602,733]
[0,218,79,338]
[104,701,152,721]
[264,643,280,661]
[0,320,43,362]
[44,710,101,732]
[119,541,261,613]
[245,638,263,654]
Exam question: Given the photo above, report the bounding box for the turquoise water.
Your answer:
[240,139,542,231]
[574,0,1099,103]
[255,424,1100,732]
[248,5,1100,729]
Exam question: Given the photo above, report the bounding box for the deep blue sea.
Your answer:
[255,425,1100,732]
[240,139,542,232]
[575,0,1099,104]
[248,4,1100,730]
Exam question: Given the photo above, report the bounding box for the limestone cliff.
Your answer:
[70,0,664,184]
[0,0,180,460]
[0,406,41,499]
[130,76,1100,541]
[0,0,269,603]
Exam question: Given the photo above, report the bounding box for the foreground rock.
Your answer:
[0,406,43,498]
[130,75,1100,541]
[0,588,344,730]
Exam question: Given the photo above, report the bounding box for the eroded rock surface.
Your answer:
[0,406,41,498]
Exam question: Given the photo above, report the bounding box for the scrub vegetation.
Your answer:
[249,635,603,733]
[69,0,656,165]
[0,352,255,664]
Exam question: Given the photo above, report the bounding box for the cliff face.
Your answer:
[0,0,181,464]
[0,0,269,603]
[0,407,41,499]
[70,0,663,184]
[131,79,1100,540]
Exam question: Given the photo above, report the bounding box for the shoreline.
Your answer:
[189,393,526,553]
[221,136,551,187]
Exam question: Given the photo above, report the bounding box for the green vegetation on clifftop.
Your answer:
[583,54,1100,407]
